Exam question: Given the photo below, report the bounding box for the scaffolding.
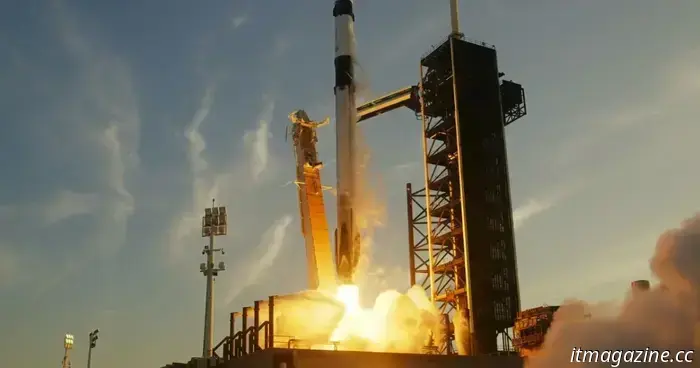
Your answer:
[407,34,527,355]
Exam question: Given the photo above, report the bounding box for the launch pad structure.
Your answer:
[205,35,527,362]
[356,3,528,355]
[406,35,527,355]
[360,34,527,355]
[165,1,529,367]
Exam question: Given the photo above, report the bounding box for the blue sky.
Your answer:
[1,0,699,366]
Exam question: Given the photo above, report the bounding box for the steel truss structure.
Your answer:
[407,34,527,355]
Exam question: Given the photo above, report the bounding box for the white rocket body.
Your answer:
[333,0,360,284]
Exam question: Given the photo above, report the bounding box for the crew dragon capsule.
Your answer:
[333,0,361,285]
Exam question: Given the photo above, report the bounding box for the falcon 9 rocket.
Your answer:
[333,0,360,285]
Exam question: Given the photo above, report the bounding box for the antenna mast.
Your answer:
[450,0,463,38]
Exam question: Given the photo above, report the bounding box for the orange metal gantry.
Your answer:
[288,110,337,292]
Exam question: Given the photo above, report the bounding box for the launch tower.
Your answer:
[406,34,527,354]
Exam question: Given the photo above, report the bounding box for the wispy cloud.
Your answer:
[224,214,293,305]
[512,198,556,230]
[170,85,218,260]
[68,32,137,258]
[243,96,275,182]
[97,124,137,254]
[231,15,248,29]
[170,85,219,260]
[555,48,700,167]
[169,91,278,261]
[42,190,98,225]
[185,85,216,174]
[512,182,585,230]
[25,0,140,295]
[53,0,139,247]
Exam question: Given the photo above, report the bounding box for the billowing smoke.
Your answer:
[350,56,386,288]
[273,290,347,343]
[266,285,441,353]
[330,285,442,353]
[351,124,387,288]
[453,309,470,355]
[346,7,384,237]
[528,214,700,367]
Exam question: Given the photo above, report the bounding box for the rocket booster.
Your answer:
[333,0,360,285]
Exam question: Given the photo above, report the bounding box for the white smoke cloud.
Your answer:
[353,58,373,103]
[355,265,410,302]
[225,214,293,304]
[351,121,388,287]
[453,310,470,355]
[528,213,700,367]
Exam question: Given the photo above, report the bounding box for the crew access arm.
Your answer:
[288,110,337,291]
[287,89,418,289]
[334,82,525,279]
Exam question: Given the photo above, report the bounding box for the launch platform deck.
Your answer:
[216,349,523,368]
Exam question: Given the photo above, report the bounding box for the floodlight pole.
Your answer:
[203,217,215,359]
[62,348,70,368]
[62,334,74,368]
[201,199,227,361]
[87,329,98,368]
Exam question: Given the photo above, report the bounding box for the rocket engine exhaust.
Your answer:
[333,0,360,285]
